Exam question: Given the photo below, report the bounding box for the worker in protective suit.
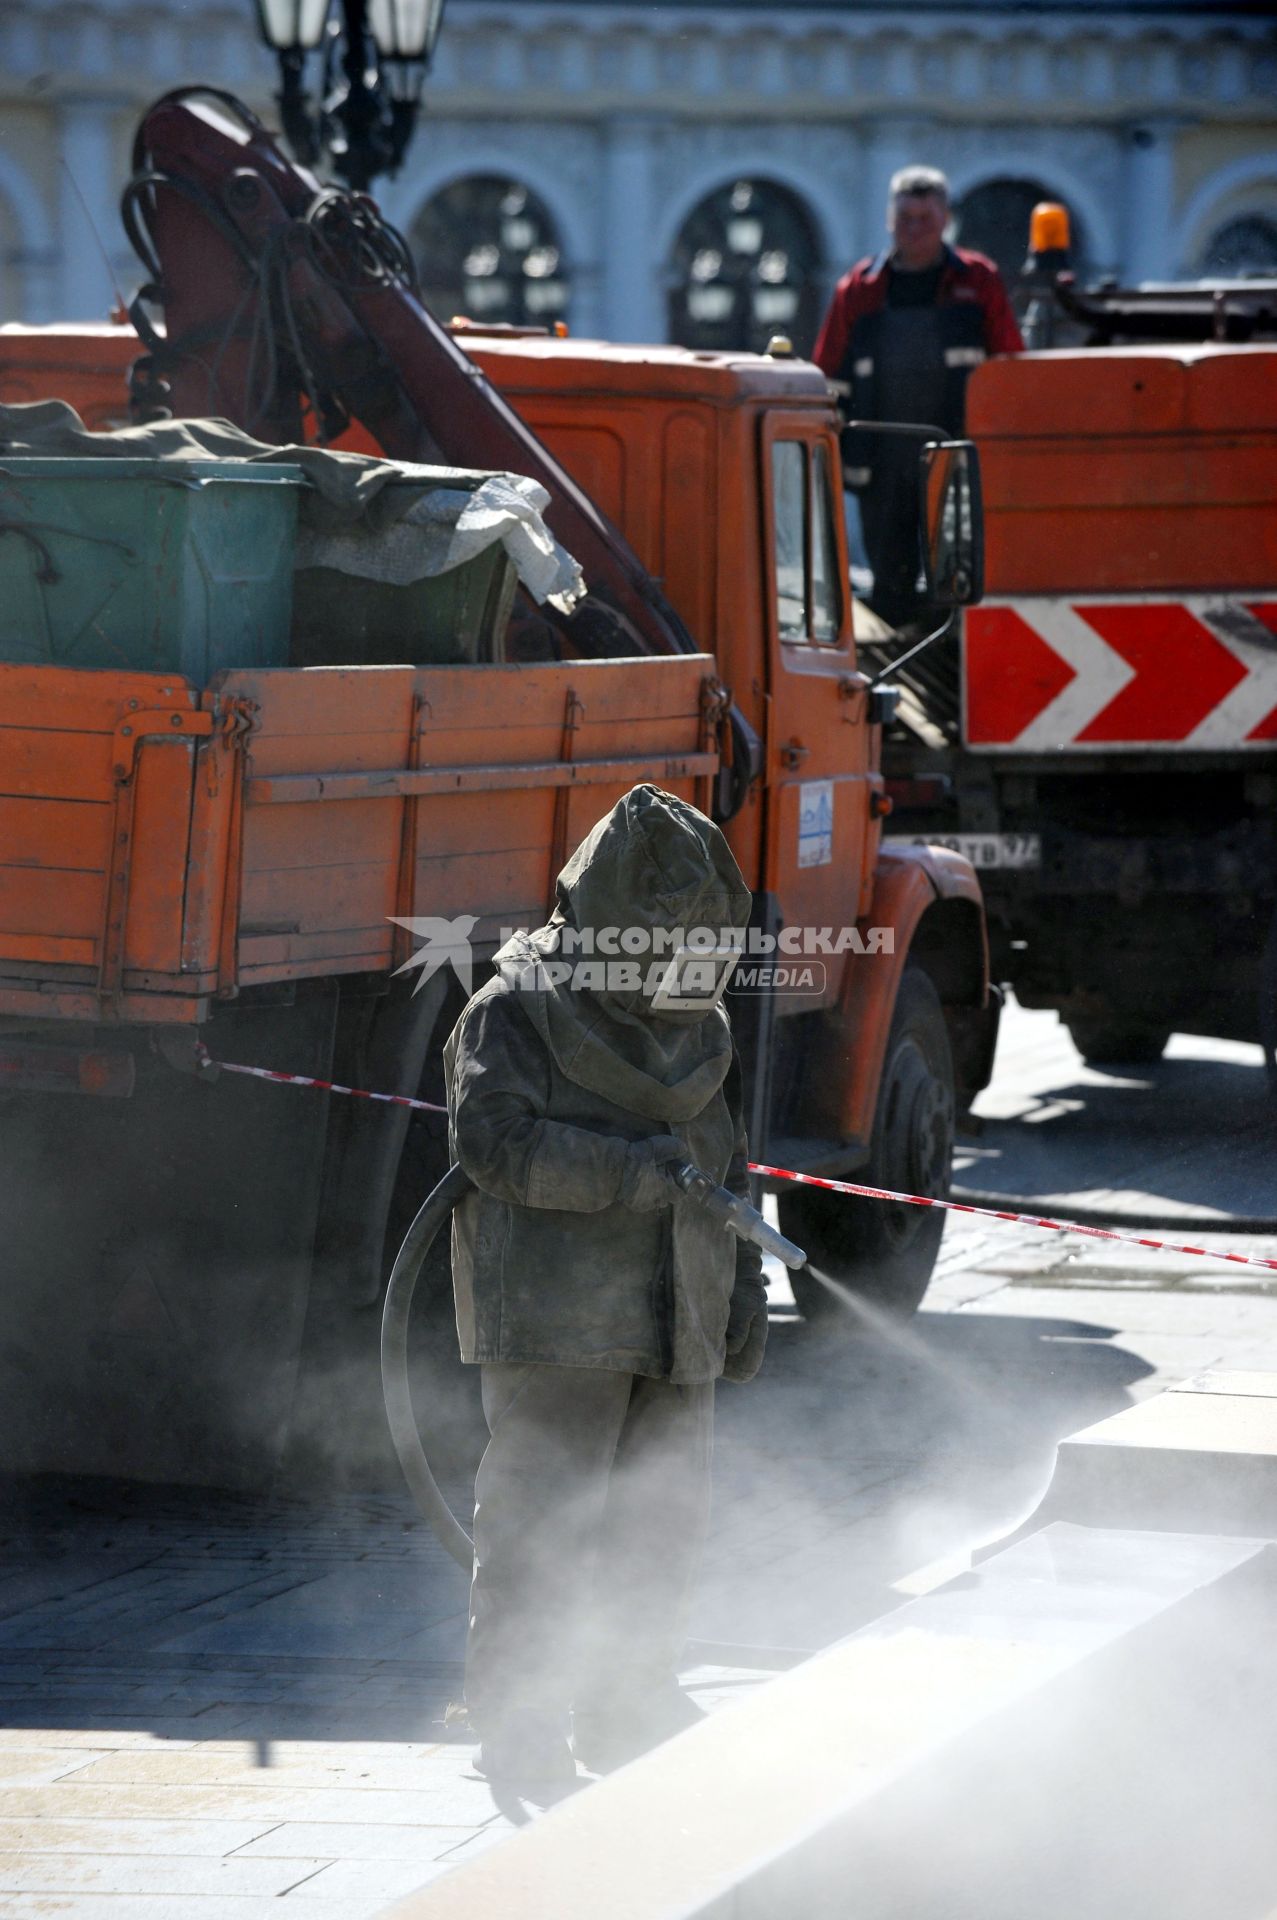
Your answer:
[444,784,766,1787]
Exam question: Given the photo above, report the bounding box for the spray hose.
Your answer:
[379,1161,806,1568]
[379,1162,476,1569]
[668,1162,806,1269]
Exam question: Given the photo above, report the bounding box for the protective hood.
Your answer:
[496,785,752,1123]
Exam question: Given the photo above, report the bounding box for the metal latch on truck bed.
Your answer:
[101,704,219,1002]
[110,705,215,782]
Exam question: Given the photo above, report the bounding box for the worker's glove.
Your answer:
[617,1134,686,1213]
[725,1268,766,1355]
[722,1270,768,1383]
[722,1310,767,1384]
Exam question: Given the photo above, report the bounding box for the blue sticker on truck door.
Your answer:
[797,780,834,867]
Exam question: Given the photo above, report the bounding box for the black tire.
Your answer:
[779,968,954,1321]
[1259,904,1277,1100]
[1065,1016,1170,1067]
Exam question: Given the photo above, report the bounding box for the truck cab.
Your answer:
[464,335,881,948]
[457,331,994,1161]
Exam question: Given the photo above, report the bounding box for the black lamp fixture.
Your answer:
[254,0,446,192]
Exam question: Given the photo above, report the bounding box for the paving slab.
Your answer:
[0,1560,160,1624]
[0,1752,112,1788]
[1171,1368,1277,1398]
[1029,1367,1277,1537]
[0,1817,281,1856]
[381,1526,1275,1920]
[61,1749,469,1792]
[0,1730,202,1752]
[957,1283,1277,1338]
[0,1781,496,1825]
[286,1858,465,1903]
[193,1741,450,1763]
[0,1851,330,1896]
[1,1006,1273,1915]
[0,1898,370,1918]
[229,1821,496,1862]
[956,1007,1273,1225]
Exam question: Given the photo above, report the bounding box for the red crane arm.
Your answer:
[122,89,693,660]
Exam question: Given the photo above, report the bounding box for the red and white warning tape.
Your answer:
[193,1042,448,1115]
[193,1045,1276,1274]
[750,1164,1277,1274]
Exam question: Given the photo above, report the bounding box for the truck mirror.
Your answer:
[919,440,984,607]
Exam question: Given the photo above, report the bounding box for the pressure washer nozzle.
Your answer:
[671,1162,808,1270]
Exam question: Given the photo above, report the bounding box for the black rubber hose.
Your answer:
[380,1161,475,1570]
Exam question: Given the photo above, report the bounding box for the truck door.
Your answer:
[761,415,876,1006]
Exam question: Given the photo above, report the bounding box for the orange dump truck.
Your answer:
[879,332,1277,1075]
[0,308,996,1487]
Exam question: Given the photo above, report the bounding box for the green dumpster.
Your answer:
[290,545,517,668]
[290,474,518,669]
[0,458,304,679]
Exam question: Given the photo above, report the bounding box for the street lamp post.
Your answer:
[254,0,445,191]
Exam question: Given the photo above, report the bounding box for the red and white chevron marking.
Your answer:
[965,597,1277,750]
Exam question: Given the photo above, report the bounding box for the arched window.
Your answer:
[952,178,1089,290]
[412,176,570,329]
[1199,214,1277,276]
[668,179,823,356]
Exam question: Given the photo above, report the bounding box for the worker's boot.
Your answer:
[473,1709,577,1789]
[571,1680,706,1774]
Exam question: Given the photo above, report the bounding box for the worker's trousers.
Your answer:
[465,1361,714,1725]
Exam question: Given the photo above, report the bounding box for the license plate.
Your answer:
[885,831,1041,870]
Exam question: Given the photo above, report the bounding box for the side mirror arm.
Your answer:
[866,607,959,690]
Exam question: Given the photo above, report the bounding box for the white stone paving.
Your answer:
[1,1001,1274,1912]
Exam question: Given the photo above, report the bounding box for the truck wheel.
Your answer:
[779,968,954,1321]
[1065,1016,1170,1067]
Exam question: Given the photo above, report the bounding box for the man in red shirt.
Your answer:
[814,166,1023,624]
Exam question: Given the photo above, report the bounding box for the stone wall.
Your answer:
[0,0,1273,333]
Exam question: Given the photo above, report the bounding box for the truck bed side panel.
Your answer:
[230,656,716,981]
[0,656,719,1017]
[0,666,206,1016]
[971,348,1277,595]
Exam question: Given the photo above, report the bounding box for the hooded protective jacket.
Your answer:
[444,786,762,1386]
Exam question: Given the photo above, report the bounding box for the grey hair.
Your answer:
[888,165,950,207]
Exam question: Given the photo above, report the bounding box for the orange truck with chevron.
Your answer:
[872,280,1277,1082]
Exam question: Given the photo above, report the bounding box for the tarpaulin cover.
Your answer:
[0,401,585,612]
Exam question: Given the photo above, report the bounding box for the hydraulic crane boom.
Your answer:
[123,87,696,662]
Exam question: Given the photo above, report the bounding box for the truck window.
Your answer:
[772,437,844,646]
[772,440,807,639]
[810,442,841,644]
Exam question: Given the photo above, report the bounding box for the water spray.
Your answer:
[380,1160,807,1565]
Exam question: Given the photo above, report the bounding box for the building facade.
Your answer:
[0,0,1274,346]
